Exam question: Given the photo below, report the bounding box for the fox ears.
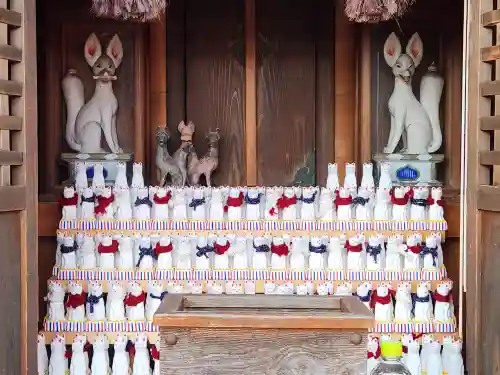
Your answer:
[84,33,123,69]
[383,32,423,68]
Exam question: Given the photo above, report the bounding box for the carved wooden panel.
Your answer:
[256,0,316,186]
[159,329,366,375]
[184,0,245,186]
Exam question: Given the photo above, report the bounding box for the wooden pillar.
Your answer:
[149,16,167,183]
[244,0,257,186]
[334,2,357,182]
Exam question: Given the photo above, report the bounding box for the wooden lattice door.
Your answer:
[0,0,38,374]
[466,0,500,373]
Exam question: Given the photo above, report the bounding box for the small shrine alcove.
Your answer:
[4,0,500,373]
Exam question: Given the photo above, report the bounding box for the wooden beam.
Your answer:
[481,80,500,96]
[0,185,25,211]
[477,185,500,211]
[0,44,21,62]
[334,2,357,181]
[244,0,257,186]
[0,78,21,96]
[482,9,500,27]
[481,45,500,62]
[0,150,22,165]
[38,202,60,237]
[480,115,500,130]
[0,8,21,27]
[479,150,500,165]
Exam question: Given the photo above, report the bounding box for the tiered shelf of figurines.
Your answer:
[38,161,463,375]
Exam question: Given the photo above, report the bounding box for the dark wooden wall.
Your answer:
[37,0,147,198]
[166,0,333,187]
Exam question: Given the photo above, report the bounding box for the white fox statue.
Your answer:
[383,32,444,155]
[62,33,124,154]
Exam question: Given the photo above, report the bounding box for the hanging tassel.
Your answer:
[344,0,416,23]
[91,0,168,22]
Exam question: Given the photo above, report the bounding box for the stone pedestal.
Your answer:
[61,153,133,186]
[373,153,444,186]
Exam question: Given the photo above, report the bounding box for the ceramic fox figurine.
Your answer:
[112,334,130,375]
[107,281,126,321]
[371,283,394,321]
[66,282,86,321]
[49,334,68,375]
[69,334,89,375]
[86,281,105,321]
[46,280,66,321]
[326,163,340,191]
[62,33,123,154]
[92,335,111,375]
[132,334,152,375]
[38,333,49,375]
[354,282,372,310]
[383,32,443,154]
[146,280,167,321]
[366,335,381,375]
[60,186,78,220]
[401,334,421,375]
[75,162,88,192]
[413,281,433,322]
[270,236,289,270]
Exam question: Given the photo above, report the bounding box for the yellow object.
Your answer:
[381,341,403,358]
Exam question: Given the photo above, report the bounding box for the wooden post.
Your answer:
[334,2,357,182]
[149,16,167,183]
[244,0,257,186]
[358,25,371,166]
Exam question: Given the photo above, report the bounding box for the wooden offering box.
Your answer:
[154,295,373,375]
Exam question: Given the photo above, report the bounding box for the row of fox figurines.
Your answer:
[63,161,444,222]
[38,333,159,375]
[358,281,454,323]
[46,280,163,322]
[367,335,464,375]
[55,232,444,271]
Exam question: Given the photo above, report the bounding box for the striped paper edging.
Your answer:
[58,218,449,232]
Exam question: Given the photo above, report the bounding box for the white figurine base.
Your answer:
[62,153,133,186]
[373,154,444,186]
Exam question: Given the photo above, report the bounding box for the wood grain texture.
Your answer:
[465,0,493,372]
[159,329,367,375]
[149,17,166,184]
[479,211,500,375]
[314,0,334,186]
[0,7,21,27]
[38,0,148,195]
[0,186,25,211]
[244,0,257,186]
[0,212,22,375]
[442,18,463,189]
[155,295,373,330]
[165,0,186,155]
[0,43,21,61]
[10,0,39,373]
[334,3,356,183]
[483,9,500,26]
[256,0,315,186]
[185,0,245,186]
